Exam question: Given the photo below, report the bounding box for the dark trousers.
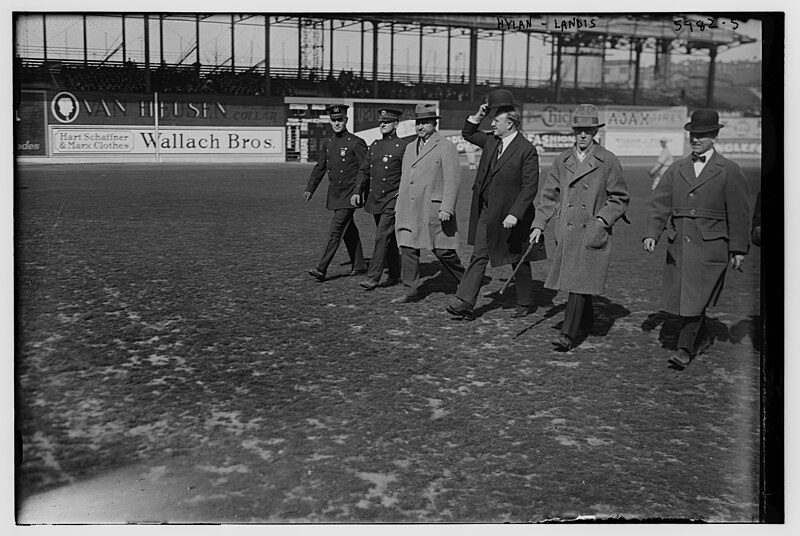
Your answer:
[317,208,366,273]
[399,246,465,295]
[456,210,532,307]
[561,293,594,339]
[365,211,400,282]
[678,314,708,355]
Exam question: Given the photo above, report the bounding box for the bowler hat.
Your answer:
[326,104,349,119]
[412,103,441,120]
[378,106,403,121]
[571,104,605,128]
[683,108,725,133]
[486,89,517,113]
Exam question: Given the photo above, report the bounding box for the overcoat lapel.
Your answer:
[678,158,696,186]
[689,152,724,193]
[412,132,440,165]
[568,145,603,185]
[490,135,521,176]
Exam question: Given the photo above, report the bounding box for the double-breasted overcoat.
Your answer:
[532,144,630,295]
[395,132,462,250]
[644,151,751,316]
[305,131,368,210]
[462,119,546,266]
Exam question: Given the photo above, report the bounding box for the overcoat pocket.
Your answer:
[584,219,609,250]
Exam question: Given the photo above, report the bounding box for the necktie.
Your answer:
[496,141,503,161]
[691,154,706,163]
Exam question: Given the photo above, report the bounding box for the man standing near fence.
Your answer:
[303,104,368,281]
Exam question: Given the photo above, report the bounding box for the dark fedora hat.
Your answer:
[412,103,441,120]
[571,104,605,128]
[377,106,403,121]
[684,108,725,133]
[486,89,517,113]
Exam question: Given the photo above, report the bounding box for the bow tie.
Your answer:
[691,154,706,163]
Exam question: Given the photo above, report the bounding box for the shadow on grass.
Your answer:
[640,312,763,352]
[512,294,631,344]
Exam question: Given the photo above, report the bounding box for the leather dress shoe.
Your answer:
[308,268,326,282]
[668,349,692,370]
[446,300,476,321]
[378,278,400,288]
[350,268,367,277]
[552,334,575,351]
[360,278,380,291]
[391,292,421,304]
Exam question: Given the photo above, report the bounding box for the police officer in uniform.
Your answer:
[304,104,368,281]
[353,107,410,290]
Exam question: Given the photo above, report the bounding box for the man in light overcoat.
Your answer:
[530,104,630,351]
[393,103,465,302]
[643,108,751,370]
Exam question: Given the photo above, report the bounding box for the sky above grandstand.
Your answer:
[14,12,762,84]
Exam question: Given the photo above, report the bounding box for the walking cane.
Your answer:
[499,237,541,295]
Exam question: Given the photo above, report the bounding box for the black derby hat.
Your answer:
[684,108,725,133]
[486,89,517,113]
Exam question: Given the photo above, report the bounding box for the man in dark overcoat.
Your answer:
[643,108,751,369]
[352,107,410,290]
[446,89,546,321]
[303,104,368,281]
[530,104,630,351]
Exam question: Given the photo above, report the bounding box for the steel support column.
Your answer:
[469,27,478,101]
[525,33,530,87]
[83,14,87,65]
[390,23,394,82]
[447,27,451,84]
[419,25,423,84]
[632,38,642,105]
[706,45,718,107]
[500,30,504,86]
[555,34,562,102]
[264,16,271,96]
[373,21,379,97]
[144,14,151,92]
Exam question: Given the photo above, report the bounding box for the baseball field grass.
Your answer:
[15,160,762,523]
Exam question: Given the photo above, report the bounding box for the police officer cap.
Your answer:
[327,104,349,119]
[378,107,403,122]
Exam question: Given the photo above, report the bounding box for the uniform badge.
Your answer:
[382,156,389,163]
[340,148,347,157]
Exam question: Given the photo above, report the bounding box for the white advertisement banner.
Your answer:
[51,127,284,155]
[603,106,687,129]
[603,132,686,157]
[719,117,761,139]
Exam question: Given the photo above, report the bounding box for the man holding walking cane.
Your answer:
[446,89,545,321]
[529,104,630,351]
[643,108,751,370]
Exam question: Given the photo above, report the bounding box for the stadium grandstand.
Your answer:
[15,13,760,111]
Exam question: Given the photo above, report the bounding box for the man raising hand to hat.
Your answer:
[446,89,545,321]
[643,108,751,370]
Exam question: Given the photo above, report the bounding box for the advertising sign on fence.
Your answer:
[50,126,284,161]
